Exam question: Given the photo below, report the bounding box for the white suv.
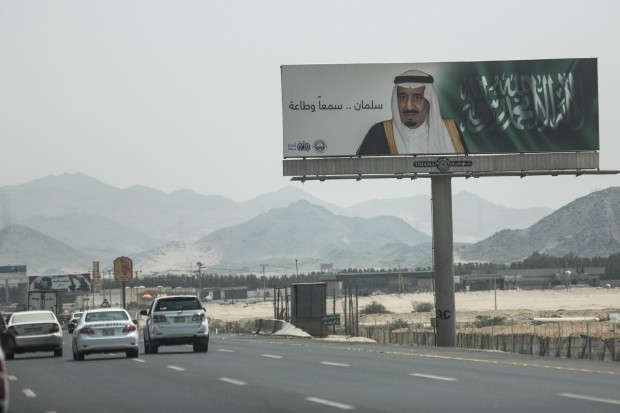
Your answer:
[141,295,209,354]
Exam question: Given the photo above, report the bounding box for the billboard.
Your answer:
[282,58,599,158]
[29,273,91,292]
[0,265,27,281]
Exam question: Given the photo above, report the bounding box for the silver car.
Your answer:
[5,310,63,359]
[72,308,139,360]
[141,295,209,354]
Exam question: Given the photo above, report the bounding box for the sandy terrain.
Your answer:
[203,287,620,325]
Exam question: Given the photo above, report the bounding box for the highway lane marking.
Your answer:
[409,373,457,381]
[230,337,620,376]
[262,354,283,359]
[133,358,146,363]
[320,361,350,367]
[7,375,17,381]
[167,365,186,372]
[22,388,36,398]
[219,377,247,386]
[218,349,234,352]
[558,393,620,405]
[306,397,355,410]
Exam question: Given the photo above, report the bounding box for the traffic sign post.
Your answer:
[114,257,133,309]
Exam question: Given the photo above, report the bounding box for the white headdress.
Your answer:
[390,70,454,154]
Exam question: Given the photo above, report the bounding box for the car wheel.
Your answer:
[149,342,159,354]
[54,348,62,357]
[126,349,139,358]
[193,339,208,353]
[72,343,84,361]
[143,332,150,354]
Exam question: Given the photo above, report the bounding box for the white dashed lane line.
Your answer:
[306,397,355,410]
[558,393,620,405]
[133,358,146,363]
[261,354,283,359]
[167,365,186,372]
[409,373,457,381]
[219,377,247,386]
[22,388,37,398]
[217,349,234,353]
[320,361,350,367]
[7,375,17,381]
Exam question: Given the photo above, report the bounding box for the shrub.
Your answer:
[412,301,434,312]
[360,301,391,315]
[389,318,409,329]
[473,315,507,328]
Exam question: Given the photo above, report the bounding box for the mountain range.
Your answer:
[1,173,618,275]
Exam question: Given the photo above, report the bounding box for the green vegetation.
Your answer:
[389,318,409,329]
[412,302,434,312]
[472,315,508,328]
[360,301,391,315]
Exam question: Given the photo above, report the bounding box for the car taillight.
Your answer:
[153,315,167,323]
[7,326,17,336]
[122,324,137,333]
[192,312,205,321]
[49,324,60,333]
[79,327,95,335]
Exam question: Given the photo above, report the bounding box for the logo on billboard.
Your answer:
[413,158,473,171]
[313,139,327,154]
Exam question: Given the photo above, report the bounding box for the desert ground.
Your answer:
[203,287,620,325]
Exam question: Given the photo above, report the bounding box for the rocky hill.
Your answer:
[455,187,620,263]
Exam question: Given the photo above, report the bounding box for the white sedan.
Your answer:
[72,308,139,361]
[6,310,63,359]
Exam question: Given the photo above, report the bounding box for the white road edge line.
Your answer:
[409,373,457,381]
[306,397,355,410]
[558,393,620,405]
[262,354,283,359]
[167,365,186,372]
[220,377,247,386]
[320,361,350,367]
[23,388,37,398]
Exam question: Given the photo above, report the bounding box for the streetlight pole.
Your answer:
[197,262,203,299]
[295,259,299,283]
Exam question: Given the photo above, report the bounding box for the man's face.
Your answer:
[397,85,429,129]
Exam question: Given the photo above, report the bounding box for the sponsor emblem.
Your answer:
[296,141,311,152]
[313,139,327,154]
[413,158,474,171]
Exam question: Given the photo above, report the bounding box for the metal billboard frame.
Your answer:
[284,152,619,181]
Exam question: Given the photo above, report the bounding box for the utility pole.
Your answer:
[260,264,268,301]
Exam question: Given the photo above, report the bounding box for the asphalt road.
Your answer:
[6,333,620,413]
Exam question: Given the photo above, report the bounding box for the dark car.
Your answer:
[67,312,83,334]
[0,313,6,333]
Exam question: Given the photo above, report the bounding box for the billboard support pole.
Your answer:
[432,176,456,347]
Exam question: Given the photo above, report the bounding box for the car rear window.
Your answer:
[155,298,201,311]
[12,312,55,323]
[85,311,129,322]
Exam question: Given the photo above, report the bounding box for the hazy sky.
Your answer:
[1,0,618,210]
